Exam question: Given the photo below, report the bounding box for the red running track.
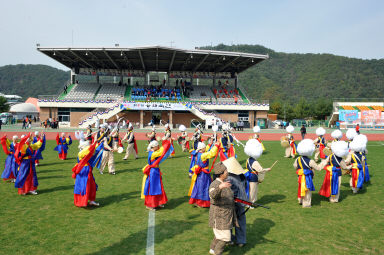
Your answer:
[1,131,384,141]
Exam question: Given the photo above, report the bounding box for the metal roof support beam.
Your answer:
[181,54,193,71]
[54,51,74,62]
[87,51,105,69]
[168,50,176,72]
[193,54,210,72]
[69,50,95,68]
[138,50,146,71]
[156,48,159,71]
[217,56,241,72]
[103,50,120,69]
[121,51,133,70]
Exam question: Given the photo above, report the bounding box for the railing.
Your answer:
[333,98,384,102]
[38,95,60,100]
[78,108,105,123]
[38,79,72,100]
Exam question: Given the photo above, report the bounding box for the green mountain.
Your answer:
[201,44,384,103]
[0,64,69,99]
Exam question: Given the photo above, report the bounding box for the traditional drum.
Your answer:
[280,136,289,148]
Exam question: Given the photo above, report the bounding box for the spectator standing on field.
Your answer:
[300,125,306,140]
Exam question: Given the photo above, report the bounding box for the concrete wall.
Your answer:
[256,111,268,119]
[216,113,238,123]
[40,107,58,122]
[173,112,201,128]
[70,112,89,127]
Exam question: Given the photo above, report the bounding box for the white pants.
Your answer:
[298,190,312,208]
[213,228,231,242]
[249,182,259,203]
[101,150,115,173]
[285,147,294,157]
[124,143,137,159]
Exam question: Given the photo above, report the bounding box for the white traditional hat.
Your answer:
[78,140,90,150]
[315,127,326,136]
[244,139,263,159]
[128,123,133,129]
[178,125,186,132]
[35,131,39,136]
[297,139,316,157]
[13,135,19,140]
[331,141,349,157]
[346,129,357,140]
[222,157,247,175]
[165,123,169,129]
[253,126,261,133]
[331,129,343,139]
[286,125,294,133]
[212,125,219,132]
[350,134,368,152]
[197,142,206,151]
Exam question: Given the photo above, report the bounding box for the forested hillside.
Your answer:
[201,44,384,103]
[0,64,69,99]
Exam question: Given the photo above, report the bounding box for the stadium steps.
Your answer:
[58,84,75,99]
[124,86,131,100]
[92,85,102,100]
[238,88,249,104]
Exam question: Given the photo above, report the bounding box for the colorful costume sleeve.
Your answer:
[1,136,10,155]
[201,145,218,161]
[72,144,96,178]
[66,136,72,145]
[56,133,60,145]
[29,140,42,151]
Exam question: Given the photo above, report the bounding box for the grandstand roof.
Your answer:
[37,45,268,74]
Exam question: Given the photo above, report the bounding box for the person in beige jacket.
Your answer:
[209,162,238,255]
[122,123,138,160]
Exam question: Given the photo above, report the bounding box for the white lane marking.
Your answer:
[146,209,155,255]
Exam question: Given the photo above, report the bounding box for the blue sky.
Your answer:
[1,0,383,70]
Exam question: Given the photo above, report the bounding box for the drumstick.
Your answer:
[269,160,278,170]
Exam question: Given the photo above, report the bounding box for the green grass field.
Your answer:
[0,141,383,254]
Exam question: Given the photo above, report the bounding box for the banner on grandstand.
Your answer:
[361,110,381,125]
[339,110,359,122]
[120,102,190,111]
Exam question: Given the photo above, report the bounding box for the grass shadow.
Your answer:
[37,169,65,174]
[116,167,142,174]
[311,193,322,206]
[37,162,68,167]
[257,194,286,205]
[38,175,66,180]
[90,219,199,255]
[38,184,74,194]
[164,195,189,210]
[228,218,276,254]
[97,191,140,207]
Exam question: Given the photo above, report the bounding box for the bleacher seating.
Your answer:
[131,86,182,101]
[189,86,215,102]
[64,83,100,100]
[94,83,126,101]
[213,86,243,104]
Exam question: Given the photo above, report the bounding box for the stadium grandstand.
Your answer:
[37,45,269,128]
[329,100,384,129]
